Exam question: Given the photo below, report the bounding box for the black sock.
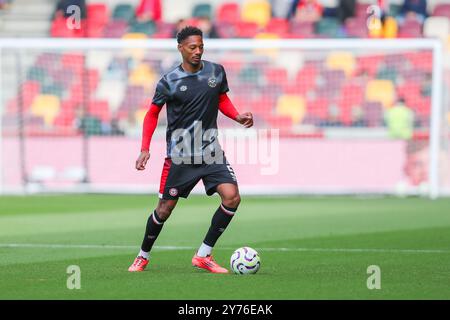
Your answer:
[203,204,237,247]
[141,210,165,253]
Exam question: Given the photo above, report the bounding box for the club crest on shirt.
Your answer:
[208,77,217,88]
[169,188,178,197]
[180,85,187,91]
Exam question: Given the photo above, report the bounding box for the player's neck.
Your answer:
[181,61,203,74]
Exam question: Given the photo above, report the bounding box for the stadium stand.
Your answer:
[0,0,449,138]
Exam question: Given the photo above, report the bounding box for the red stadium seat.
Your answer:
[345,17,369,38]
[289,21,315,38]
[355,55,383,77]
[236,21,260,38]
[340,84,364,108]
[398,19,423,38]
[88,100,111,122]
[306,97,329,120]
[295,65,318,94]
[433,4,450,18]
[396,83,421,100]
[265,67,288,85]
[265,18,289,37]
[217,2,240,24]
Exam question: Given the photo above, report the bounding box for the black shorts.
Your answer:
[158,156,238,200]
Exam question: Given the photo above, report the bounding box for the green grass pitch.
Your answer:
[0,194,449,300]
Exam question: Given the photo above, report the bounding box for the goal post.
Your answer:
[0,38,447,198]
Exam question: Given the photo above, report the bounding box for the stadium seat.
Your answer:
[424,17,450,41]
[396,83,421,100]
[129,63,156,87]
[376,67,397,82]
[54,100,76,127]
[340,84,364,108]
[20,80,41,109]
[315,18,340,37]
[362,101,384,127]
[398,19,423,38]
[276,94,306,124]
[355,55,383,77]
[41,83,65,98]
[130,20,156,36]
[88,100,111,122]
[265,18,289,37]
[290,21,315,38]
[265,67,288,86]
[405,51,433,72]
[86,3,108,37]
[306,97,329,121]
[31,94,60,125]
[217,2,240,24]
[61,53,84,74]
[236,21,260,38]
[241,0,271,28]
[433,4,450,18]
[112,3,135,22]
[383,16,398,38]
[344,17,368,38]
[122,32,147,39]
[192,3,212,19]
[295,65,318,94]
[365,80,395,108]
[103,20,129,38]
[326,51,355,76]
[322,69,346,87]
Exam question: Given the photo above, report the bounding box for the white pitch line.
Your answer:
[0,243,449,254]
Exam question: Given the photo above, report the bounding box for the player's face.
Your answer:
[178,35,204,66]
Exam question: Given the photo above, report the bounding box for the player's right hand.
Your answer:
[136,151,150,170]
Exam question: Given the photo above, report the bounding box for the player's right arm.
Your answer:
[136,77,168,171]
[135,103,162,170]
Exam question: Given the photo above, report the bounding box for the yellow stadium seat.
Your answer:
[254,32,279,39]
[276,95,306,124]
[242,0,271,28]
[31,94,60,125]
[383,16,398,38]
[366,80,395,108]
[326,51,355,76]
[122,33,147,39]
[368,17,383,38]
[129,63,156,87]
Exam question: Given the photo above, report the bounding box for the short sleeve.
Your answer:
[220,65,229,94]
[152,78,170,107]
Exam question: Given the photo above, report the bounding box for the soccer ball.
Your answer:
[230,247,261,275]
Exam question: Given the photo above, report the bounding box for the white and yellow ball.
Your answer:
[230,247,261,275]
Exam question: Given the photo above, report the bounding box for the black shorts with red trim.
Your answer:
[158,156,238,200]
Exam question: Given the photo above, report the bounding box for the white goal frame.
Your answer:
[0,38,445,198]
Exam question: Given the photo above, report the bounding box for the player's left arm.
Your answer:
[219,93,253,128]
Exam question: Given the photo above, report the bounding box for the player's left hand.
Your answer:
[236,112,253,128]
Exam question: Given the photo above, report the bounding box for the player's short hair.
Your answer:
[176,26,203,44]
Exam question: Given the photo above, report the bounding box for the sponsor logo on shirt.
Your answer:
[208,77,217,88]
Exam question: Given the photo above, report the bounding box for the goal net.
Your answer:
[0,38,448,198]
